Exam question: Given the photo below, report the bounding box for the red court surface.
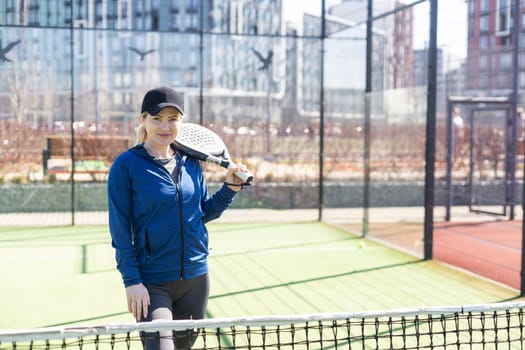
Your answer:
[345,218,522,291]
[433,220,521,290]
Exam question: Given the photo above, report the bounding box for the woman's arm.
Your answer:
[200,163,249,223]
[107,157,143,287]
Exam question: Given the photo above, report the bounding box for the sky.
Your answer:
[282,0,468,63]
[414,0,468,61]
[282,0,340,30]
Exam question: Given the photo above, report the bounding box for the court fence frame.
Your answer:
[2,0,525,295]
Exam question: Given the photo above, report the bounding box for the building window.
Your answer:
[187,12,198,30]
[478,54,488,69]
[497,73,508,89]
[500,51,512,68]
[113,73,121,87]
[520,35,525,48]
[123,73,131,86]
[114,92,122,106]
[95,2,103,27]
[520,51,525,66]
[185,70,196,86]
[29,6,40,26]
[187,0,198,11]
[117,1,129,30]
[479,34,487,50]
[479,15,489,32]
[496,0,510,36]
[145,13,152,30]
[468,0,475,16]
[480,0,489,13]
[519,72,525,88]
[188,50,197,67]
[171,13,179,30]
[479,74,489,89]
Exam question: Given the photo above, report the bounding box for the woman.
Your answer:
[107,86,249,350]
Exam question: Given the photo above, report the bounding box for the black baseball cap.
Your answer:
[141,87,184,115]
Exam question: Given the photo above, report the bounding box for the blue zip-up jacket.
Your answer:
[107,144,237,287]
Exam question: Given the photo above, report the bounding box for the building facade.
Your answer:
[0,0,283,127]
[328,0,414,90]
[466,0,523,99]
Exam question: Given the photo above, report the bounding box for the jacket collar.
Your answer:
[130,144,186,168]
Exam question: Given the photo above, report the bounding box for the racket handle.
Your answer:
[234,169,253,184]
[228,162,253,183]
[204,155,253,183]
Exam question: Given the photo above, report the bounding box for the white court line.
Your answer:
[211,245,377,256]
[0,252,114,261]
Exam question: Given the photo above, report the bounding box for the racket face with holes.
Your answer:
[174,123,253,184]
[173,123,230,168]
[175,123,227,157]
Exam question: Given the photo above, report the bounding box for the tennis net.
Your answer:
[1,302,524,350]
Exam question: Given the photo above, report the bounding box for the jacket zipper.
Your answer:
[174,156,185,280]
[143,148,185,279]
[176,179,184,279]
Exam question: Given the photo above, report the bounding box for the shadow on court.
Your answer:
[1,220,522,330]
[209,260,422,299]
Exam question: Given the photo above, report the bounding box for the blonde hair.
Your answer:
[135,112,149,144]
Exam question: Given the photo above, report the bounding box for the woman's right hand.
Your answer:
[126,283,150,320]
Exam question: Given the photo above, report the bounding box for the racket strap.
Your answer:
[224,181,251,190]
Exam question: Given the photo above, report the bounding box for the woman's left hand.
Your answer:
[225,163,250,192]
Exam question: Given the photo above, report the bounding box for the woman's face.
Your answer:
[142,107,183,147]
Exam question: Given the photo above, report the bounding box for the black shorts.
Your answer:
[141,273,209,350]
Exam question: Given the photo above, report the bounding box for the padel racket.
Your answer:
[174,123,253,184]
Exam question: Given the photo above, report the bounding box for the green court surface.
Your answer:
[0,222,519,330]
